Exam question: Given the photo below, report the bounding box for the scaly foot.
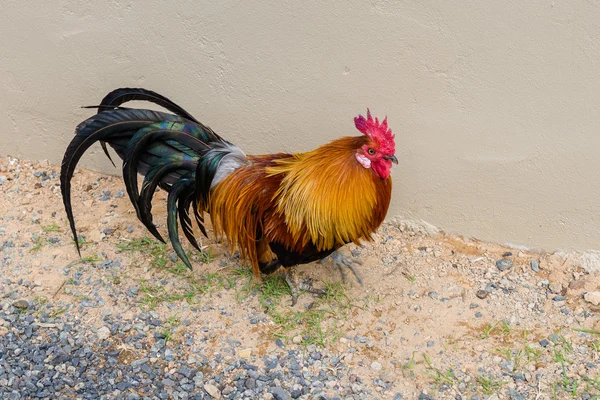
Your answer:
[283,268,326,306]
[320,250,364,285]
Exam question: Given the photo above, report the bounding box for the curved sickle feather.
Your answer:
[60,109,186,255]
[95,88,200,123]
[178,185,202,252]
[122,126,209,219]
[138,159,197,243]
[166,173,196,270]
[92,87,201,166]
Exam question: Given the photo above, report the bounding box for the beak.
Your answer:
[384,155,398,164]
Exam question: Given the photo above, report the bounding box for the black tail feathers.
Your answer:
[61,88,225,269]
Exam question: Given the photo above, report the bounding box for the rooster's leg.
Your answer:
[283,268,326,306]
[321,251,364,285]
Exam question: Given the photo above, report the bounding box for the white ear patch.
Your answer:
[355,152,372,169]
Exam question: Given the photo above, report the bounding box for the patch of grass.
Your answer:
[552,346,572,364]
[401,351,417,378]
[258,273,292,310]
[117,237,156,253]
[480,320,511,339]
[423,353,457,388]
[360,294,382,308]
[197,247,215,263]
[74,235,88,247]
[136,271,228,311]
[233,270,356,346]
[402,272,416,283]
[49,308,66,318]
[30,236,44,253]
[117,237,212,276]
[138,280,169,311]
[553,362,581,398]
[162,313,181,342]
[524,343,542,363]
[573,328,600,335]
[477,375,506,396]
[582,374,600,394]
[80,254,103,263]
[41,222,62,233]
[34,295,49,304]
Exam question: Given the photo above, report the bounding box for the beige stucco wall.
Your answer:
[1,1,599,252]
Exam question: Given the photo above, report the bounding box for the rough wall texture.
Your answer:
[1,1,599,252]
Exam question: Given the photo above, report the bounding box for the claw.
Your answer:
[321,251,364,285]
[283,268,326,306]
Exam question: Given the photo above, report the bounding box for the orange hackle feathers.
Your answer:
[206,136,393,277]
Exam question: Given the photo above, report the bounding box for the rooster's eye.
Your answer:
[367,148,375,155]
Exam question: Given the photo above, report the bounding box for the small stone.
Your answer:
[97,326,111,340]
[269,387,292,400]
[500,360,515,372]
[475,290,488,299]
[548,333,561,343]
[539,339,550,347]
[583,291,600,306]
[530,260,540,272]
[553,295,566,302]
[549,282,563,294]
[503,251,513,257]
[496,259,513,271]
[475,312,483,318]
[238,348,252,358]
[292,335,302,344]
[12,299,29,309]
[371,361,382,371]
[204,383,221,399]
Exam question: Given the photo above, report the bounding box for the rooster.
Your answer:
[61,88,397,304]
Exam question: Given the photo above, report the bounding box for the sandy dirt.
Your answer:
[0,156,599,399]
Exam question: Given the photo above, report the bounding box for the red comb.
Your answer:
[354,109,395,153]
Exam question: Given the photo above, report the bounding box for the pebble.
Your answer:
[370,361,382,371]
[269,387,292,400]
[204,383,221,398]
[583,291,600,306]
[475,290,488,299]
[12,299,29,309]
[238,348,252,358]
[531,259,540,272]
[496,259,513,271]
[97,326,111,340]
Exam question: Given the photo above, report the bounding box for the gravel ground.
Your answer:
[0,156,599,400]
